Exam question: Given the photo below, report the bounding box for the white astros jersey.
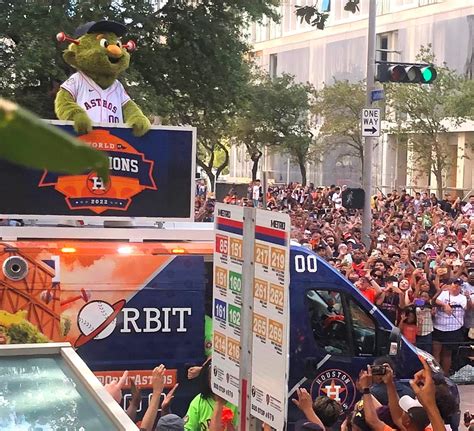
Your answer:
[60,72,131,124]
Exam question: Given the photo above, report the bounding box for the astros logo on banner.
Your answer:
[38,130,157,214]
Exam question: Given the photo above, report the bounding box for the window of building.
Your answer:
[379,35,388,62]
[321,0,331,12]
[376,31,398,63]
[306,289,377,357]
[269,53,278,78]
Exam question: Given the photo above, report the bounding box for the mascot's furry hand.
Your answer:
[129,115,151,137]
[123,100,151,137]
[73,111,93,135]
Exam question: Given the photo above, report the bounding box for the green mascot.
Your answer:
[55,20,150,136]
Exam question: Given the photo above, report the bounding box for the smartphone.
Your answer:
[370,365,387,376]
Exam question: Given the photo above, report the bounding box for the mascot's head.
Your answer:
[57,20,136,89]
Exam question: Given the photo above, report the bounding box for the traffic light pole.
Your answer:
[362,0,377,248]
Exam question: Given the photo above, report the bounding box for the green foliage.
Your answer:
[60,315,72,337]
[295,1,358,29]
[0,0,278,179]
[0,98,109,178]
[447,79,474,119]
[295,6,328,30]
[385,45,470,196]
[8,320,49,344]
[314,79,366,172]
[233,73,316,184]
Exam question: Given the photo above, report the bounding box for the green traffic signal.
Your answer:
[421,66,437,83]
[376,63,437,84]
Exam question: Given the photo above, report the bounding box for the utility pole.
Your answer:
[362,0,377,248]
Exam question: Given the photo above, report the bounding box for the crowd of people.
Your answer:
[200,181,474,378]
[154,180,474,431]
[105,356,472,431]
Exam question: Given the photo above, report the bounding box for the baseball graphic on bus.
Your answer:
[75,299,126,348]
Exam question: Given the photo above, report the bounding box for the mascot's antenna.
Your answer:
[56,32,80,45]
[123,40,136,52]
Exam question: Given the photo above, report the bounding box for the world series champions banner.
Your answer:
[0,121,196,221]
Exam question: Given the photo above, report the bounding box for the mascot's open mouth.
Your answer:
[108,56,121,64]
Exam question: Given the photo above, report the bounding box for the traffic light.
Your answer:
[376,63,437,84]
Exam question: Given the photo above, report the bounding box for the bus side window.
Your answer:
[306,290,350,356]
[347,299,376,356]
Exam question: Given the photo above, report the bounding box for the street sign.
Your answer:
[371,89,384,102]
[212,204,244,406]
[250,210,290,430]
[361,108,381,137]
[212,205,290,430]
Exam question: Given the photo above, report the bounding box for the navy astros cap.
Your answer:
[74,20,126,38]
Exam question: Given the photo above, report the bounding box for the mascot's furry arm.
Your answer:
[55,88,92,135]
[55,89,150,137]
[122,99,151,137]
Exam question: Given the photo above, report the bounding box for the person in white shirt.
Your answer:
[252,180,262,208]
[461,195,474,218]
[433,278,468,375]
[413,192,422,213]
[462,269,474,339]
[331,187,343,209]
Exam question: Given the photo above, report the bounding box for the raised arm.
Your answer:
[292,388,325,429]
[383,366,406,431]
[141,365,166,431]
[410,358,446,431]
[359,370,388,431]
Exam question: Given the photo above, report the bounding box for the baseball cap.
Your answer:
[74,20,127,38]
[347,238,356,244]
[399,396,430,430]
[446,246,458,254]
[415,249,427,256]
[423,244,435,250]
[294,419,324,431]
[449,278,463,285]
[156,414,185,431]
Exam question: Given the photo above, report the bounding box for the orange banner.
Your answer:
[94,369,177,389]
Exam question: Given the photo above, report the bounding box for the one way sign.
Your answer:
[361,108,381,137]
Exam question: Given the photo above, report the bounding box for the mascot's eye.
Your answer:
[116,41,122,49]
[99,38,109,48]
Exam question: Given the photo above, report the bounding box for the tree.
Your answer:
[313,79,366,178]
[447,79,474,119]
[233,73,316,184]
[386,46,471,197]
[275,80,316,186]
[0,0,278,180]
[196,119,231,191]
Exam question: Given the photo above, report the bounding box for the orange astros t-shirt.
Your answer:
[361,288,376,303]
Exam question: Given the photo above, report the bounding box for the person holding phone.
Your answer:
[433,278,468,375]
